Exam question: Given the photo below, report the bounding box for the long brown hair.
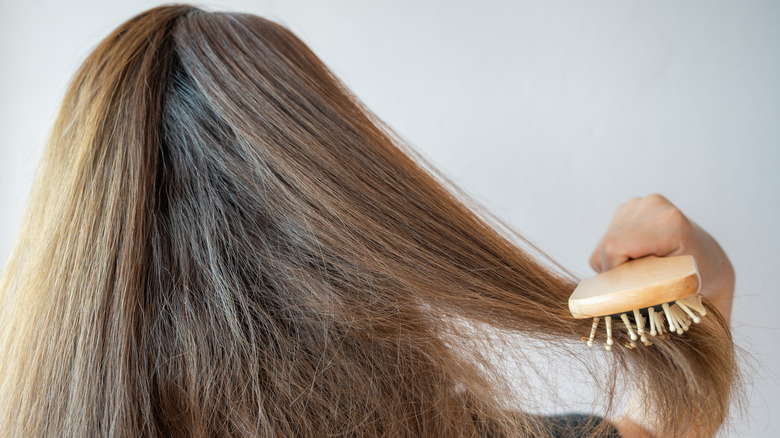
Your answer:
[0,5,737,437]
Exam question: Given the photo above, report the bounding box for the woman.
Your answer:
[0,5,737,437]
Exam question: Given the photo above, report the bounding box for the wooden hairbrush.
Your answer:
[569,255,706,350]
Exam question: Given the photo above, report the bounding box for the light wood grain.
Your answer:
[568,255,700,319]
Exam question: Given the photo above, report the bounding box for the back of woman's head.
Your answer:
[0,5,737,437]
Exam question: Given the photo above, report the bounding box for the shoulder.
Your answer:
[534,414,622,438]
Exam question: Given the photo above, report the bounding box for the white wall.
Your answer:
[1,1,778,435]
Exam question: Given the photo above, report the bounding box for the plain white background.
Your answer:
[1,1,778,436]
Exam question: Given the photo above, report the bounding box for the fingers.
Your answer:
[589,244,629,273]
[589,194,735,321]
[589,196,647,272]
[588,250,602,273]
[590,194,693,273]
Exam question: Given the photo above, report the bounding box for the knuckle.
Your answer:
[665,207,694,238]
[599,235,622,257]
[665,206,689,226]
[619,196,642,209]
[644,193,670,205]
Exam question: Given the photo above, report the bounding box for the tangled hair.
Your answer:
[0,5,737,437]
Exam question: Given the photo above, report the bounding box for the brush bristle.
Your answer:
[584,294,706,350]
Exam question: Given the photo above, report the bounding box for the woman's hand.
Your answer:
[591,194,736,438]
[588,193,735,321]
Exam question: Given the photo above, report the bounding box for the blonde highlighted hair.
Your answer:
[0,5,737,437]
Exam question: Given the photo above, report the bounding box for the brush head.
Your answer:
[569,255,705,350]
[569,255,700,319]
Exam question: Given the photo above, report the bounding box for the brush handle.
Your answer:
[568,255,700,319]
